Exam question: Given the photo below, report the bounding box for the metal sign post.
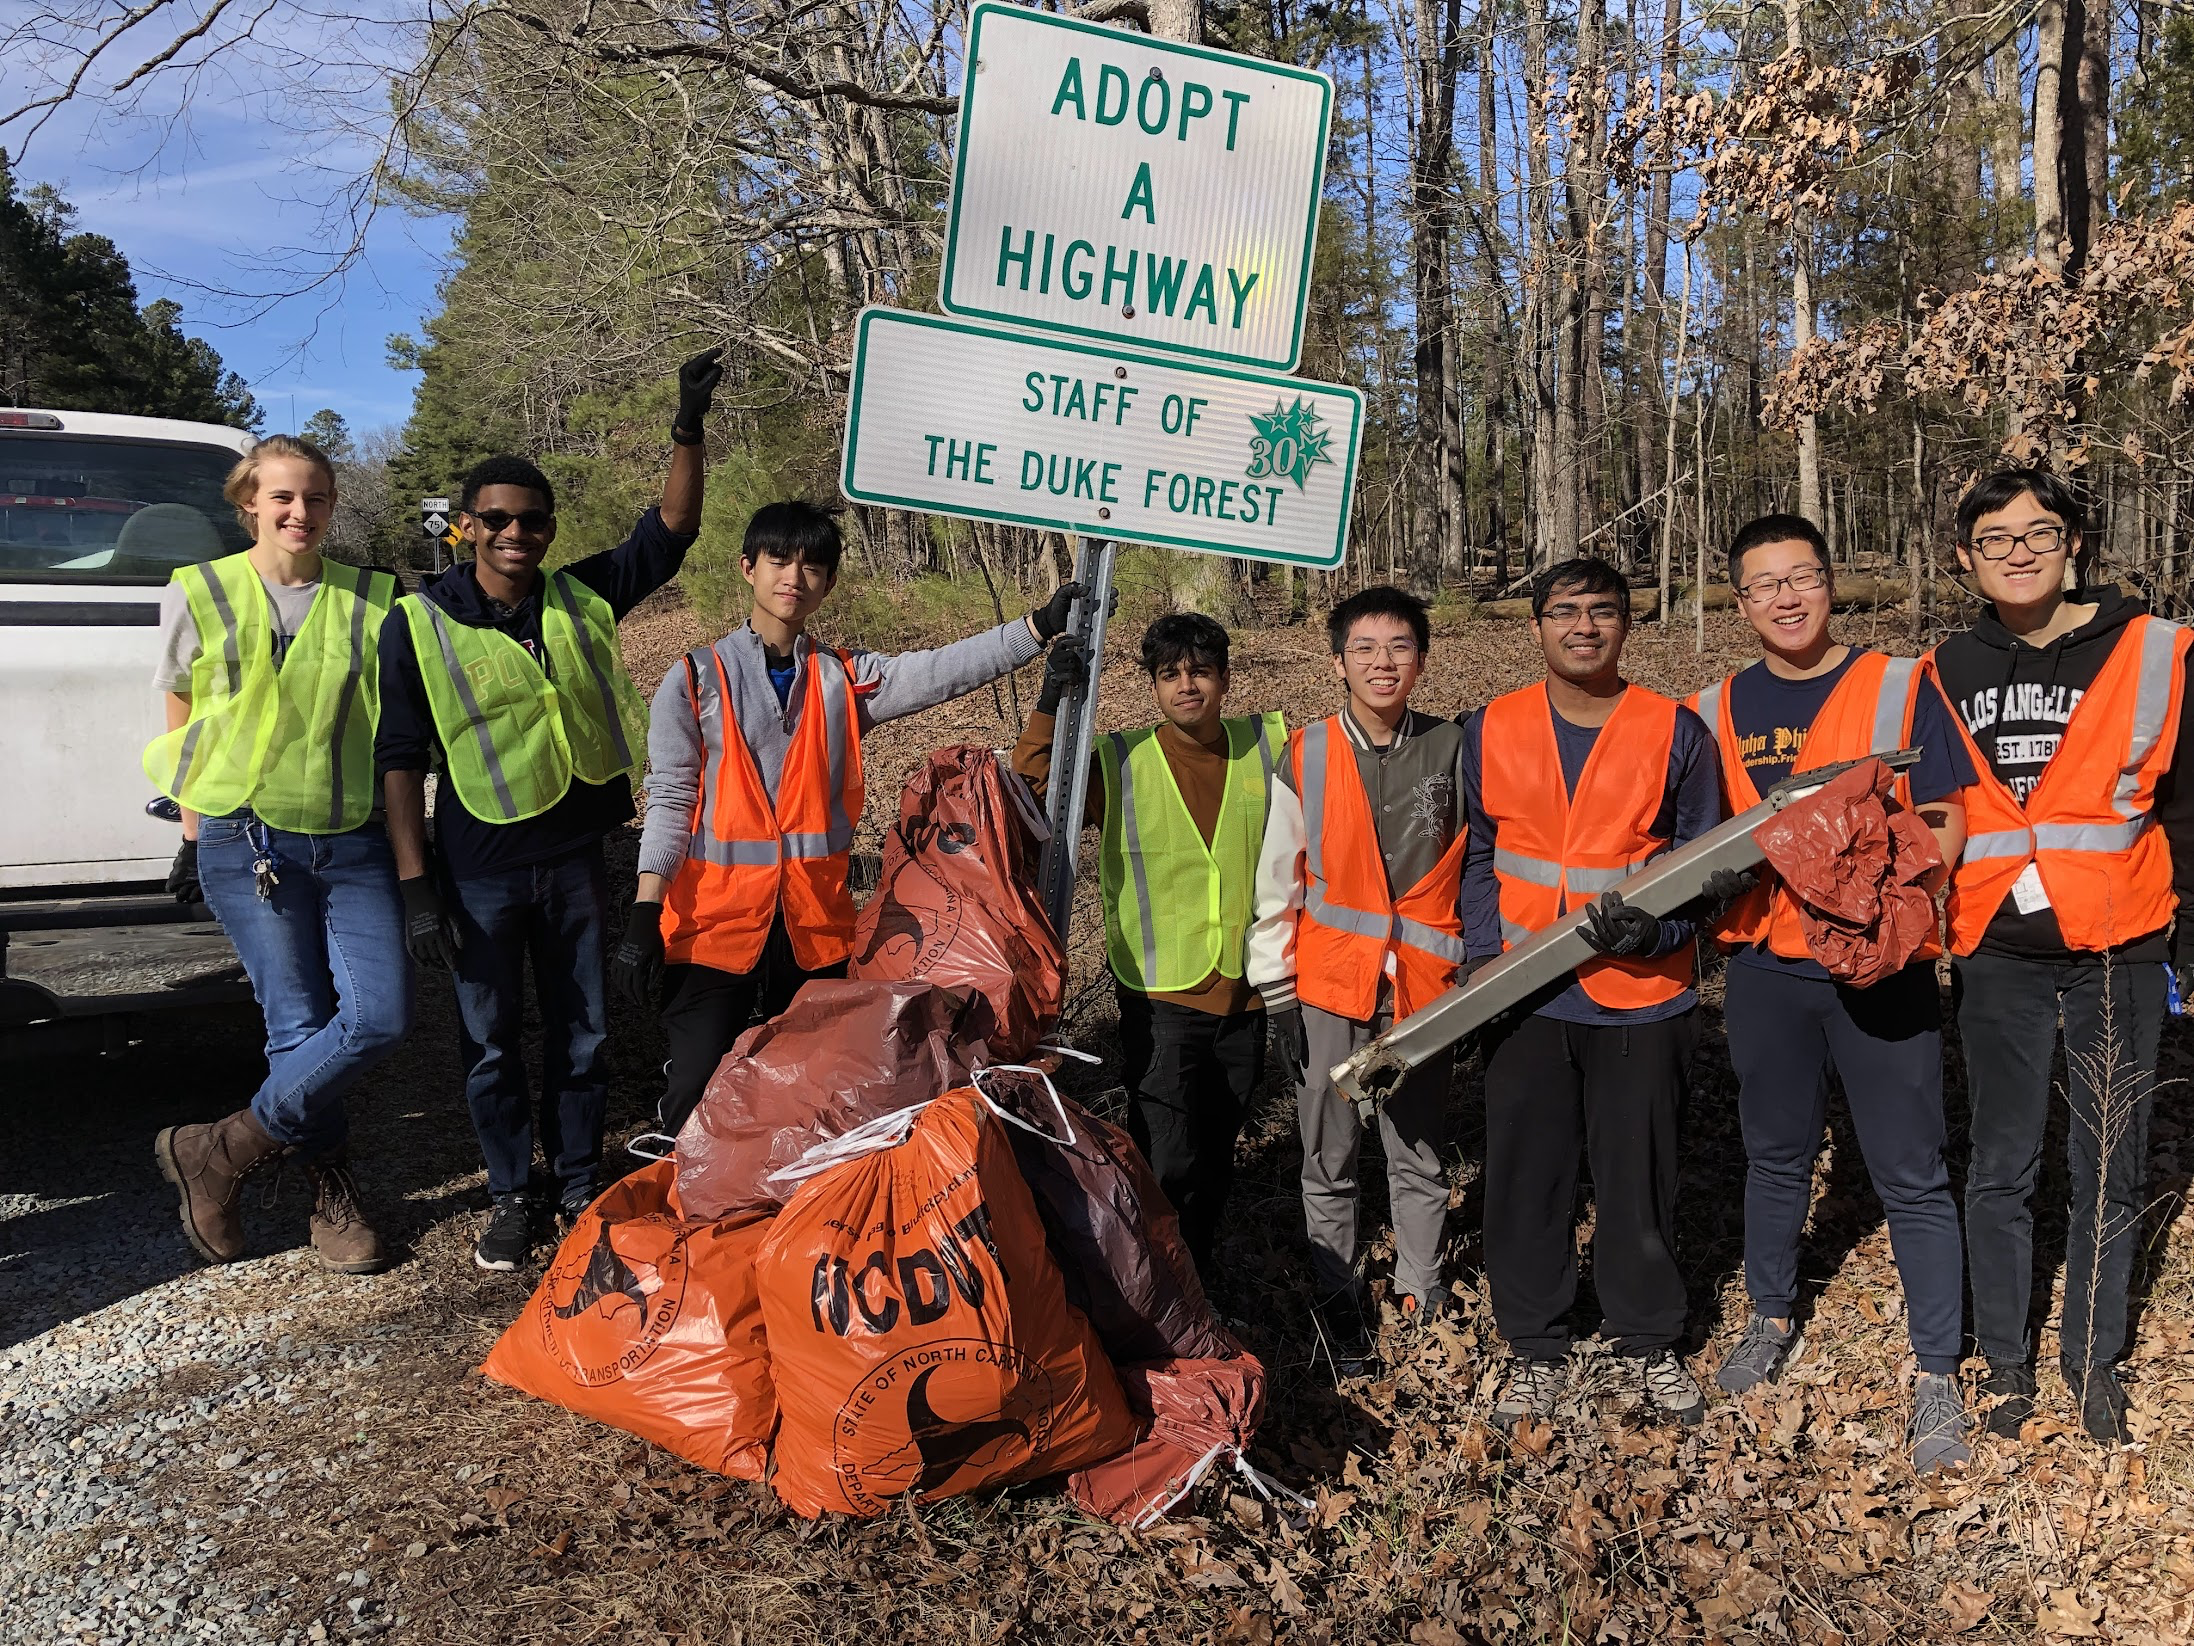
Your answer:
[1037,539,1119,939]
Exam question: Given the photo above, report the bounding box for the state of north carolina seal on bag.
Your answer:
[480,1160,776,1480]
[755,1081,1136,1518]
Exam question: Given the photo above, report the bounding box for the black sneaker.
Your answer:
[1311,1294,1377,1381]
[2070,1365,2130,1445]
[1634,1348,1706,1428]
[1978,1361,2036,1439]
[474,1196,534,1272]
[554,1193,594,1241]
[1715,1314,1800,1394]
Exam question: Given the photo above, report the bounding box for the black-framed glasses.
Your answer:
[1969,525,2067,560]
[469,507,553,535]
[1737,565,1830,603]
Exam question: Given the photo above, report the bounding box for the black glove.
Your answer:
[1029,581,1087,642]
[672,346,725,444]
[1037,638,1088,714]
[166,839,201,906]
[1696,866,1760,922]
[611,900,667,1009]
[2172,927,2193,1018]
[1580,890,1662,958]
[399,875,462,972]
[1270,1005,1308,1091]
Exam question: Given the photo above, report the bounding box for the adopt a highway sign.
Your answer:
[841,307,1361,570]
[942,2,1332,372]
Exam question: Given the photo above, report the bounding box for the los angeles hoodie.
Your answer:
[1931,586,2194,962]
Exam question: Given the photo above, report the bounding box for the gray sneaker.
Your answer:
[1491,1355,1564,1432]
[1909,1373,1972,1473]
[1635,1348,1706,1427]
[1716,1314,1801,1394]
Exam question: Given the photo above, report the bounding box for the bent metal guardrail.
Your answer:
[1329,748,1924,1109]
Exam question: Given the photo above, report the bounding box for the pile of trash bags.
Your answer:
[483,747,1281,1527]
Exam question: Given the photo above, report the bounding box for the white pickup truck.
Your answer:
[0,407,259,1034]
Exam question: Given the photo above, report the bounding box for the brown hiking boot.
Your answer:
[305,1154,389,1274]
[154,1108,287,1263]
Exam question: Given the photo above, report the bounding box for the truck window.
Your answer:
[0,436,253,584]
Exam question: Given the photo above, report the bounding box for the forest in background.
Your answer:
[8,2,2194,634]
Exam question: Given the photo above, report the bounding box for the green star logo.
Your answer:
[1246,397,1337,491]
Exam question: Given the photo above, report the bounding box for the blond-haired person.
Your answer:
[146,434,406,1274]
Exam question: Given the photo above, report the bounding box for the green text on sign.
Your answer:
[942,2,1332,372]
[841,308,1360,570]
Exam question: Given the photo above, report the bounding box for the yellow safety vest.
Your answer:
[1098,712,1283,992]
[143,553,397,834]
[398,571,648,824]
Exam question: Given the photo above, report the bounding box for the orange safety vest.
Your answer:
[1289,716,1468,1022]
[1934,614,2191,955]
[1688,650,1935,961]
[660,643,865,973]
[1479,683,1694,1010]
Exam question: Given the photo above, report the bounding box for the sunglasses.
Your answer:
[469,508,554,535]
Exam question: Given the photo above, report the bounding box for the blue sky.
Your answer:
[5,28,448,439]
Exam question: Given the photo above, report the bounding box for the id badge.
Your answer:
[2009,862,2051,915]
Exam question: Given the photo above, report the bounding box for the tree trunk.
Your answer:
[1407,0,1462,594]
[1782,0,1821,525]
[2077,0,2110,254]
[1636,0,1683,582]
[2034,0,2068,276]
[1526,0,1559,566]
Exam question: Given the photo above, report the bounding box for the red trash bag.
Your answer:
[480,1161,775,1480]
[847,746,1063,1058]
[674,979,993,1222]
[754,1084,1137,1519]
[1068,1356,1271,1527]
[1752,757,1945,989]
[990,1075,1241,1365]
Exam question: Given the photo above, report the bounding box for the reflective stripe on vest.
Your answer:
[1480,684,1689,1007]
[685,649,856,869]
[1940,615,2189,953]
[1693,650,1934,961]
[145,554,393,834]
[1102,713,1280,990]
[400,572,640,824]
[1957,617,2181,866]
[1299,719,1470,966]
[417,596,525,820]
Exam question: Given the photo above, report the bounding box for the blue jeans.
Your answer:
[447,842,610,1205]
[196,812,412,1156]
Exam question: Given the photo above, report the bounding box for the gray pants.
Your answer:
[1298,1001,1453,1304]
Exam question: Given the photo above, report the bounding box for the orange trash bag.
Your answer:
[1067,1356,1281,1527]
[480,1160,776,1480]
[847,746,1064,1058]
[674,979,994,1223]
[754,1078,1138,1518]
[1752,756,1945,989]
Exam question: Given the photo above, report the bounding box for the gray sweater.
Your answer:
[637,618,1042,879]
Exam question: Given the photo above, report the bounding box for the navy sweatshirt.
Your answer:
[374,506,695,880]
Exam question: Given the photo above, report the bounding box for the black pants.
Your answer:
[1482,1010,1695,1359]
[1955,948,2164,1373]
[1724,960,1964,1373]
[1115,985,1266,1272]
[656,920,846,1138]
